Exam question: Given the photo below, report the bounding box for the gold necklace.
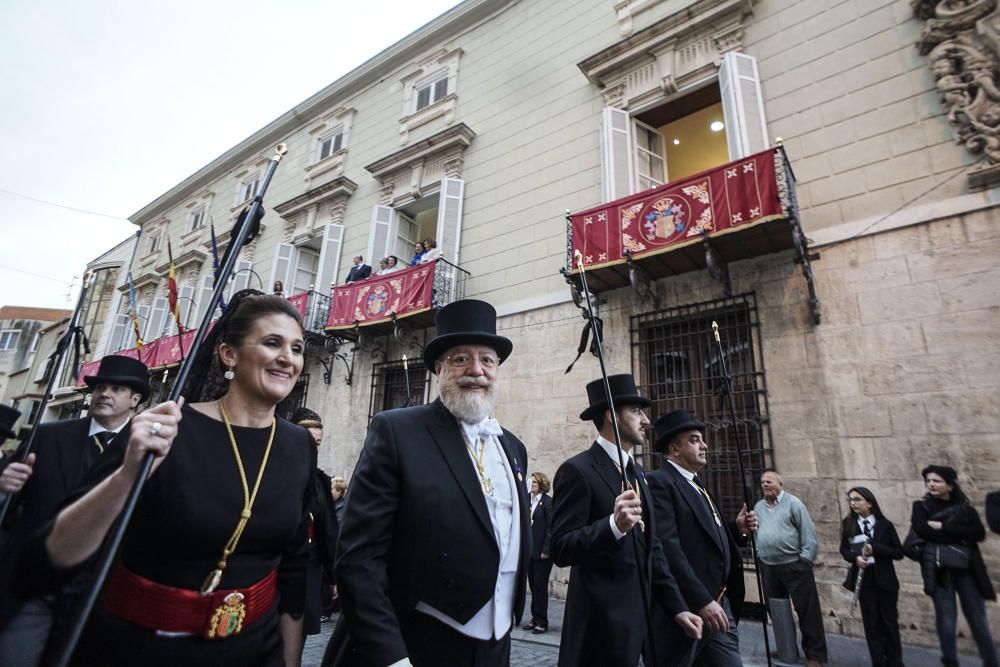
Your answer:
[200,401,276,595]
[465,440,494,496]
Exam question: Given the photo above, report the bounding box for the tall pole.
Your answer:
[574,250,659,667]
[711,320,774,667]
[56,144,288,667]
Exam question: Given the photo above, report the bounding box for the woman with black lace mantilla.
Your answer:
[14,290,315,666]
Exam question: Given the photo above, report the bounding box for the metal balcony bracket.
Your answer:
[700,231,733,298]
[790,217,822,325]
[391,315,424,354]
[625,250,659,306]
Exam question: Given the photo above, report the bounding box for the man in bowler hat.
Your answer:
[550,374,702,667]
[645,409,757,666]
[0,354,150,666]
[325,299,530,667]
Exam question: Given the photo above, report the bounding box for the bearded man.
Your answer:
[324,299,530,667]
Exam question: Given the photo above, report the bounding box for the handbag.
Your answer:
[934,543,971,570]
[902,527,925,562]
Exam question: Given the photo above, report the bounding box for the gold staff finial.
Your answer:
[574,249,584,271]
[712,320,720,343]
[274,144,288,161]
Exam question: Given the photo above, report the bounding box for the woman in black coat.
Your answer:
[911,465,998,667]
[840,486,904,667]
[522,471,554,633]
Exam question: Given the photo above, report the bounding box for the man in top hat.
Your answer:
[290,407,340,637]
[645,409,757,667]
[550,374,702,667]
[324,299,530,667]
[0,354,149,667]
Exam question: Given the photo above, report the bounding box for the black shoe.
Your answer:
[532,625,547,634]
[522,622,537,631]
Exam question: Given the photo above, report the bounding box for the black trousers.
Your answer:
[402,611,512,667]
[761,560,828,663]
[858,577,903,667]
[528,558,554,626]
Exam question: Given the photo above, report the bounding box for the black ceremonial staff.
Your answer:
[572,250,660,667]
[56,144,289,667]
[711,320,774,667]
[0,272,96,526]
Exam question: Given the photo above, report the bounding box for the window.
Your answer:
[631,293,773,561]
[26,399,41,426]
[367,177,463,267]
[291,247,319,294]
[147,233,161,255]
[239,174,260,204]
[276,374,309,421]
[0,330,21,350]
[28,332,39,352]
[414,72,449,112]
[188,206,206,233]
[316,128,344,162]
[369,359,428,423]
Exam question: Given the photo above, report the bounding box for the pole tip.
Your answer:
[275,144,288,159]
[574,249,584,269]
[711,320,721,341]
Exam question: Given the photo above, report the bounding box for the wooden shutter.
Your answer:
[602,107,634,201]
[367,205,394,264]
[194,275,216,329]
[316,224,344,290]
[269,244,294,294]
[108,313,128,353]
[145,297,169,343]
[719,51,769,159]
[436,178,465,265]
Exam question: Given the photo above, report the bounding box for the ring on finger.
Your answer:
[149,422,163,436]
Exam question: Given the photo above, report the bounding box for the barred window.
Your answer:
[369,358,428,423]
[631,292,773,560]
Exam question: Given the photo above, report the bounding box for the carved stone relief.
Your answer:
[914,0,1000,187]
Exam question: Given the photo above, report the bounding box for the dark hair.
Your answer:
[921,464,968,504]
[840,486,887,541]
[182,290,303,402]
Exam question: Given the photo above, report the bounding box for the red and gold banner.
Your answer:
[569,147,786,271]
[287,292,309,319]
[326,260,436,330]
[76,322,215,387]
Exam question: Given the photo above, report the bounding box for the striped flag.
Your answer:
[126,272,143,349]
[167,239,183,334]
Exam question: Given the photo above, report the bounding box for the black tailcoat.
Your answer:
[550,442,686,667]
[530,493,552,559]
[324,399,530,667]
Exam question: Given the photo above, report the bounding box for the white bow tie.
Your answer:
[465,418,502,442]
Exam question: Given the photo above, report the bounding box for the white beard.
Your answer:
[440,376,498,424]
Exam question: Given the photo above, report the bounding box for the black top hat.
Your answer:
[291,407,322,427]
[423,300,513,373]
[83,355,151,403]
[0,404,21,441]
[653,409,706,453]
[579,374,652,421]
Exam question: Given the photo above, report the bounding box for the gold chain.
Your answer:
[464,439,494,495]
[200,401,276,595]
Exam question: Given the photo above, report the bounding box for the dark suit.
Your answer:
[840,517,903,667]
[345,263,372,283]
[646,463,745,666]
[323,399,530,667]
[550,443,687,667]
[527,493,553,627]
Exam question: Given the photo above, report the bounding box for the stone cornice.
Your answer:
[365,123,476,181]
[273,176,358,218]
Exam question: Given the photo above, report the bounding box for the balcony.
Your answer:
[565,145,820,324]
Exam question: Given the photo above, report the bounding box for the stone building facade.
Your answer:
[92,0,998,649]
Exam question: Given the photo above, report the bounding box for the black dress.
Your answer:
[14,404,314,667]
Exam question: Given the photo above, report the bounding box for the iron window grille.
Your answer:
[630,292,774,560]
[369,358,428,423]
[276,373,310,421]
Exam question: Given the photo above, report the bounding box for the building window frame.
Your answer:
[369,358,428,424]
[398,48,462,143]
[316,126,344,162]
[187,206,206,233]
[238,173,260,205]
[0,329,21,351]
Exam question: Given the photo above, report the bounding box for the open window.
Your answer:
[271,224,343,295]
[366,177,463,268]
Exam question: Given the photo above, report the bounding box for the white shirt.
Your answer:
[87,419,120,438]
[595,435,636,540]
[531,493,542,516]
[414,416,521,642]
[856,515,877,564]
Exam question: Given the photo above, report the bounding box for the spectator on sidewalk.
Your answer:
[911,465,998,667]
[754,470,827,667]
[839,486,903,667]
[523,471,553,634]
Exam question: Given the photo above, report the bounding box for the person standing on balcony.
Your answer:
[408,241,425,266]
[345,256,371,283]
[0,355,150,667]
[325,299,530,667]
[754,470,827,667]
[419,239,441,264]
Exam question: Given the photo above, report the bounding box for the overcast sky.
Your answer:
[0,0,464,310]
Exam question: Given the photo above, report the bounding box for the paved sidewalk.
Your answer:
[303,595,983,666]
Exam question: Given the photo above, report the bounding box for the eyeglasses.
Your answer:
[847,497,865,504]
[444,353,499,369]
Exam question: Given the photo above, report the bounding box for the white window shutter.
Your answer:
[719,51,769,160]
[108,314,128,354]
[146,297,169,343]
[436,178,465,265]
[194,275,216,329]
[316,224,344,290]
[394,213,418,263]
[132,304,150,348]
[367,205,395,264]
[601,107,634,201]
[228,260,254,299]
[270,244,294,293]
[173,284,195,334]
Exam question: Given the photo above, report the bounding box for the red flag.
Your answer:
[167,240,183,334]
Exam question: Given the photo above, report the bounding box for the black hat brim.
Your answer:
[423,333,513,374]
[579,394,652,421]
[84,375,151,403]
[654,419,706,453]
